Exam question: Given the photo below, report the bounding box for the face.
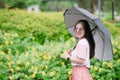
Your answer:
[74,23,85,39]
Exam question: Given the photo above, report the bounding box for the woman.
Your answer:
[61,20,95,80]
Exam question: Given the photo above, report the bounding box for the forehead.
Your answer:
[76,23,84,28]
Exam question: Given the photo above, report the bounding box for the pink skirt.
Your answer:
[71,66,93,80]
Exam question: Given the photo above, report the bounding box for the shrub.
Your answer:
[0,9,120,80]
[0,9,71,44]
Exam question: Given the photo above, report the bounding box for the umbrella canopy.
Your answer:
[63,6,113,61]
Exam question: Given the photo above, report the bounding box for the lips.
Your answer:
[75,32,81,35]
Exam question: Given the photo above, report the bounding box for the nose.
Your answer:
[76,29,80,32]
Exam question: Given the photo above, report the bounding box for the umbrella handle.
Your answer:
[63,9,68,15]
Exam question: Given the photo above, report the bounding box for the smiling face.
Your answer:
[74,23,85,39]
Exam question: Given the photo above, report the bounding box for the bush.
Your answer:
[0,9,120,79]
[0,29,120,80]
[0,30,75,79]
[0,9,71,44]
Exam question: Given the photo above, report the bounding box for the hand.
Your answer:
[67,49,72,56]
[61,52,70,60]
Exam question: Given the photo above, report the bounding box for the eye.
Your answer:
[79,28,84,31]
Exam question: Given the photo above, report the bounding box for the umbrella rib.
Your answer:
[82,14,94,25]
[97,29,105,61]
[91,26,97,32]
[65,13,94,25]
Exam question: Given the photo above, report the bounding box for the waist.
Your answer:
[72,63,90,68]
[72,61,90,68]
[73,65,90,70]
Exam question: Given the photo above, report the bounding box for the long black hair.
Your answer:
[74,20,95,59]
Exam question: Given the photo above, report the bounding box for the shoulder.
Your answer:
[78,38,89,46]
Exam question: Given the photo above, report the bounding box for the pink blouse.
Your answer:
[71,38,90,68]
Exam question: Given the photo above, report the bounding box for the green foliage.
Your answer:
[3,0,41,8]
[0,9,120,80]
[0,9,71,44]
[40,1,75,11]
[0,30,75,79]
[103,21,120,38]
[24,0,41,6]
[0,29,120,79]
[99,0,120,14]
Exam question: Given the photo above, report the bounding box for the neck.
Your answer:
[78,37,85,40]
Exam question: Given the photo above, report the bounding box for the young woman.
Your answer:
[61,20,95,80]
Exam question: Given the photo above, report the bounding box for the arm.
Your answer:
[69,57,85,64]
[69,44,87,64]
[61,44,87,64]
[61,52,85,64]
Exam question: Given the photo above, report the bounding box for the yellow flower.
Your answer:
[41,71,46,76]
[27,46,30,49]
[25,52,29,56]
[8,48,11,54]
[107,62,113,69]
[7,55,11,61]
[112,40,114,45]
[98,68,102,72]
[32,37,35,40]
[16,50,19,54]
[5,40,9,45]
[9,76,14,80]
[49,71,55,77]
[32,68,37,78]
[11,61,14,64]
[118,45,120,50]
[45,66,48,69]
[14,33,18,37]
[0,45,3,49]
[47,55,51,60]
[117,59,120,62]
[17,60,21,64]
[39,66,44,69]
[4,33,10,38]
[43,55,48,60]
[70,38,76,42]
[102,62,107,66]
[10,68,14,73]
[32,73,36,78]
[113,48,117,53]
[68,70,72,75]
[94,66,98,71]
[24,75,29,79]
[10,41,13,45]
[90,65,93,68]
[16,66,20,71]
[31,66,35,69]
[61,62,65,65]
[32,47,36,51]
[0,62,3,65]
[25,61,30,67]
[8,62,11,68]
[60,54,63,58]
[0,50,5,55]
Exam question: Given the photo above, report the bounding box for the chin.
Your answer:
[75,36,80,39]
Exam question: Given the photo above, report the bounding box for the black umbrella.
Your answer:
[63,6,113,61]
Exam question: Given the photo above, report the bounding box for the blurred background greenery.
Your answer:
[1,0,120,20]
[0,0,119,13]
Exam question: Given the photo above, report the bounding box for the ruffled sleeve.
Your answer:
[75,43,87,59]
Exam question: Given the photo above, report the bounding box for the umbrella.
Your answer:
[63,6,113,61]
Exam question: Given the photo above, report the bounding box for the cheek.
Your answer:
[83,33,85,35]
[82,32,85,36]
